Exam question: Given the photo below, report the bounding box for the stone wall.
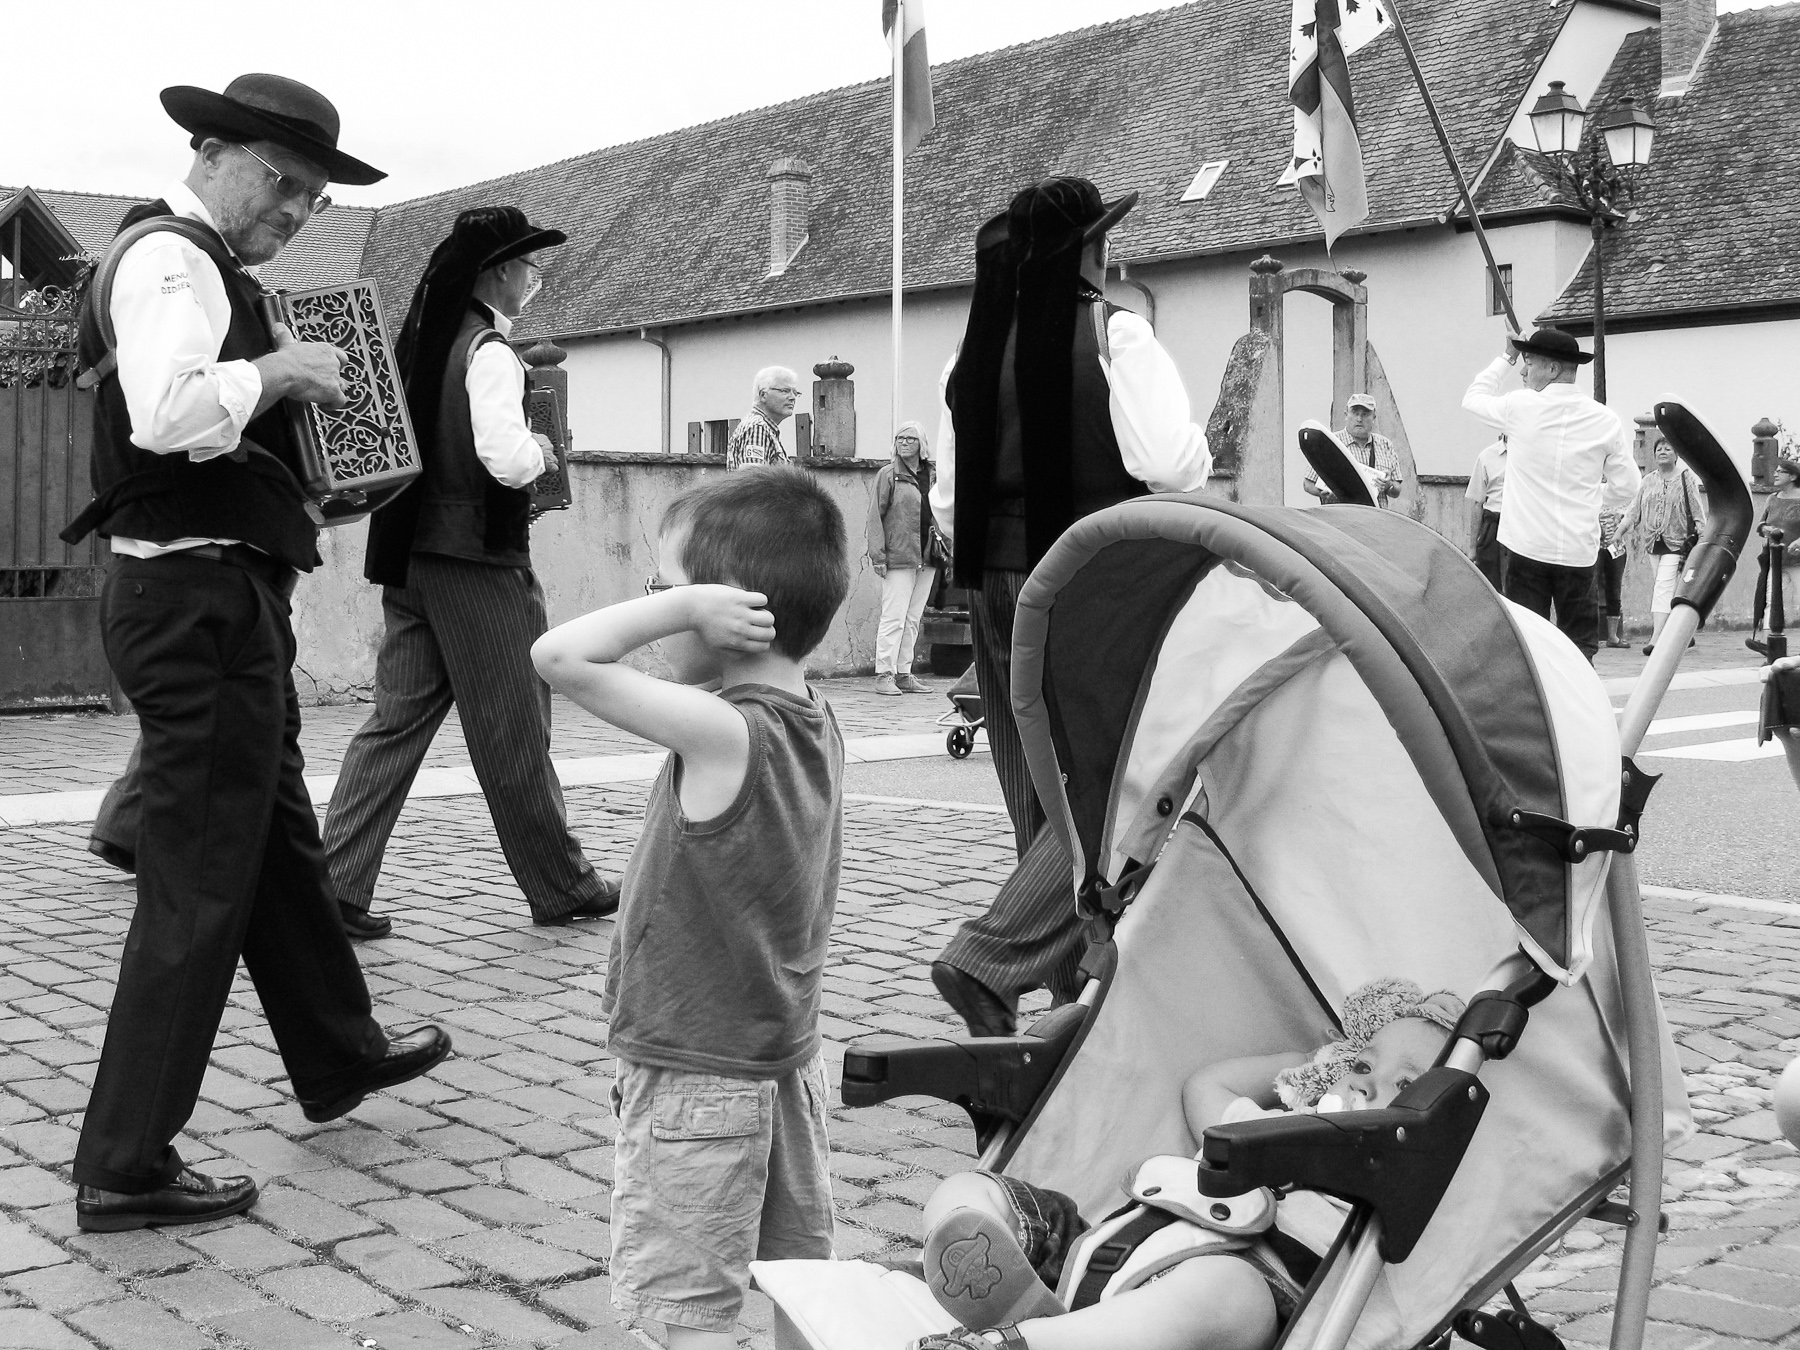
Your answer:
[290,453,890,704]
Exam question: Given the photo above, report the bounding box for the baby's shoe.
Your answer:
[925,1207,1065,1330]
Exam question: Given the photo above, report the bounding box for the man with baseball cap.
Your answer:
[1304,392,1400,506]
[322,207,621,934]
[61,74,450,1232]
[927,177,1212,1037]
[1462,328,1639,659]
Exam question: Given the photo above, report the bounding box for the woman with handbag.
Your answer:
[869,421,947,695]
[1616,435,1708,655]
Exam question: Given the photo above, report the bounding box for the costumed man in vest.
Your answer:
[927,178,1212,1036]
[58,75,451,1232]
[320,208,619,936]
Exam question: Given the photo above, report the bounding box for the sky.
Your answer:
[1,0,1191,208]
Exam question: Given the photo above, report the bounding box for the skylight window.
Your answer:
[1182,160,1230,202]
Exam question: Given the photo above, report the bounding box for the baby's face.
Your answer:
[1327,1018,1446,1110]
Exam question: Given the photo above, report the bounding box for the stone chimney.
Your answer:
[767,157,814,276]
[1661,0,1716,98]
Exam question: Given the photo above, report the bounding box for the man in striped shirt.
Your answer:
[726,366,801,469]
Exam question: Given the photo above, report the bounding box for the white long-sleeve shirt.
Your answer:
[467,306,546,488]
[108,181,266,557]
[1461,357,1638,567]
[928,309,1212,540]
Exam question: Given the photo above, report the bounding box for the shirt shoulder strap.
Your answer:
[75,216,238,392]
[464,326,511,374]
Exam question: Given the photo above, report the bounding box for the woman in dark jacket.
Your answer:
[868,421,940,694]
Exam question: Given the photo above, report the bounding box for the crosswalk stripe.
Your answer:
[1641,710,1759,736]
[1640,737,1784,762]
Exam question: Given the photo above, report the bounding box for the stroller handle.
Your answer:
[1654,400,1754,622]
[1298,425,1379,508]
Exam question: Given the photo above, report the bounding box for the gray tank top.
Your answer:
[603,684,844,1078]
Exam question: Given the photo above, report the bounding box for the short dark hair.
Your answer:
[663,467,849,661]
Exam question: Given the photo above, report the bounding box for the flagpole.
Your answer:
[1385,0,1522,332]
[891,1,904,443]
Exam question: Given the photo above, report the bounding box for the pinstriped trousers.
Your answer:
[322,552,606,923]
[939,568,1088,1005]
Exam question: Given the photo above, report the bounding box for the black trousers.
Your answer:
[1599,549,1627,618]
[1501,548,1601,661]
[90,738,141,856]
[76,555,385,1194]
[939,568,1087,1005]
[1473,510,1503,590]
[321,553,604,922]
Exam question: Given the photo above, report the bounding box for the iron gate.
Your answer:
[0,282,114,711]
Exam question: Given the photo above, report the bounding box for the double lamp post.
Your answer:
[1526,80,1657,405]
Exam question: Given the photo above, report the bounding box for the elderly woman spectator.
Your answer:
[1749,458,1800,653]
[868,421,942,696]
[1615,435,1708,655]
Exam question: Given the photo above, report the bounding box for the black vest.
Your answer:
[61,200,318,572]
[976,297,1143,576]
[405,307,533,570]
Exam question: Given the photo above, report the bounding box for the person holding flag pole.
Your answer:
[885,0,935,442]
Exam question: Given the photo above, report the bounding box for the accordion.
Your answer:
[260,280,422,527]
[526,373,574,516]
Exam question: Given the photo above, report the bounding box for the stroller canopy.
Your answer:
[1011,495,1622,982]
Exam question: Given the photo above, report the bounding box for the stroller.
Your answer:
[754,401,1751,1350]
[940,665,986,759]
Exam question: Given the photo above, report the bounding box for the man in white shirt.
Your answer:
[1464,435,1507,589]
[327,209,619,934]
[61,73,449,1235]
[927,179,1212,1038]
[1462,328,1638,660]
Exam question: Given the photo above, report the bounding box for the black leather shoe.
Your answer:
[87,838,136,875]
[339,901,392,940]
[296,1025,452,1123]
[1748,636,1771,656]
[534,875,622,926]
[76,1167,257,1232]
[932,961,1018,1038]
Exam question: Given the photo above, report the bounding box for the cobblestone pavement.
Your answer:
[3,676,1800,1350]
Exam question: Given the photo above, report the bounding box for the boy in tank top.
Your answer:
[532,467,851,1348]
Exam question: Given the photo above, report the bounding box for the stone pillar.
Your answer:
[1632,411,1657,470]
[1753,417,1781,493]
[810,357,855,460]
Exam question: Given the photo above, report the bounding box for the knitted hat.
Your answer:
[1274,978,1466,1110]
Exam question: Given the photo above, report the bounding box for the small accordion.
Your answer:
[526,374,574,516]
[260,280,422,527]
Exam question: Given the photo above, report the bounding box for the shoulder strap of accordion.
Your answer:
[75,216,242,392]
[464,326,515,375]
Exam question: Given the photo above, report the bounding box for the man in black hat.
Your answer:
[320,208,620,934]
[927,177,1211,1036]
[1463,329,1638,660]
[60,74,450,1232]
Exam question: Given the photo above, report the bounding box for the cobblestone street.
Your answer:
[3,678,1800,1350]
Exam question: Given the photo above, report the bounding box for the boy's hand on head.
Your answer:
[684,584,777,654]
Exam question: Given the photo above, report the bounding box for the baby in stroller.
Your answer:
[911,980,1465,1350]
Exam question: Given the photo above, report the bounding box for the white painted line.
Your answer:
[1641,710,1759,736]
[1603,667,1764,696]
[0,731,989,829]
[844,793,1010,814]
[1643,885,1800,921]
[1640,737,1784,762]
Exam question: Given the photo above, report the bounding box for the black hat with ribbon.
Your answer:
[1002,177,1138,258]
[161,73,385,185]
[1512,327,1595,366]
[447,205,567,272]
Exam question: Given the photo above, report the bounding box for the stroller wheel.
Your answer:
[947,726,974,759]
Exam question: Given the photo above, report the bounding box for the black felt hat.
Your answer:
[449,206,567,272]
[1002,177,1139,256]
[161,73,385,185]
[1513,327,1594,366]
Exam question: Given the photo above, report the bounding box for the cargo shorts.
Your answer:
[609,1053,835,1332]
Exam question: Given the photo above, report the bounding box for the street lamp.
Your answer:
[1527,80,1656,404]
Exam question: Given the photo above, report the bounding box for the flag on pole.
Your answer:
[1287,0,1388,250]
[882,0,935,151]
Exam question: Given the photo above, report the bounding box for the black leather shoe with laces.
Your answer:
[77,1167,258,1232]
[295,1025,452,1123]
[534,876,622,926]
[339,901,393,940]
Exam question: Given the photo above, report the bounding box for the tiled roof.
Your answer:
[1541,7,1800,327]
[359,0,1586,342]
[1467,141,1589,218]
[0,186,372,292]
